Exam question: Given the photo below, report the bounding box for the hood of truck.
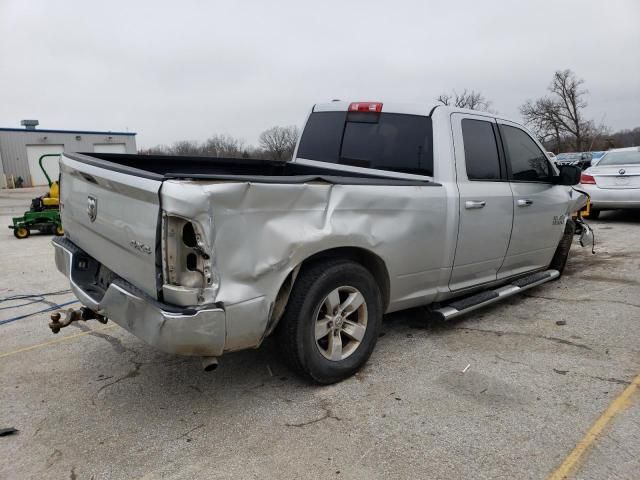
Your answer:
[59,155,162,299]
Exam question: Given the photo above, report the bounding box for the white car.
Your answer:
[580,147,640,218]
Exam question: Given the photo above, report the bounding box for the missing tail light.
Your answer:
[161,214,218,306]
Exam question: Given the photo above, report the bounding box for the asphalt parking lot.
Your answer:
[1,188,638,480]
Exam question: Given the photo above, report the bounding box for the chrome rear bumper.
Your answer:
[52,237,226,356]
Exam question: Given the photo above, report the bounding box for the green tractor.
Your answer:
[9,154,64,239]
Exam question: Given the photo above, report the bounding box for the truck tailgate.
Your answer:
[59,155,162,299]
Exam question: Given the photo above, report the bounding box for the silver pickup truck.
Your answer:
[52,102,586,383]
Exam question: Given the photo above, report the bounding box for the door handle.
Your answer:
[517,199,534,207]
[465,200,486,209]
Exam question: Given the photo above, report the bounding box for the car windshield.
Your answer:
[556,153,580,161]
[597,150,640,166]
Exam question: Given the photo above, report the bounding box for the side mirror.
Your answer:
[555,165,581,186]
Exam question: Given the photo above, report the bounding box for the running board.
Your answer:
[432,269,560,321]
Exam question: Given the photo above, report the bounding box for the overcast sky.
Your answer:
[1,0,639,149]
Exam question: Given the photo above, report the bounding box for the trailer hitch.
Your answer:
[49,307,107,334]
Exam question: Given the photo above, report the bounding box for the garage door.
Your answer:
[93,143,127,153]
[27,145,63,186]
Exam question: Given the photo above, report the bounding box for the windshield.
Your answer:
[297,111,433,176]
[556,153,580,161]
[597,150,640,166]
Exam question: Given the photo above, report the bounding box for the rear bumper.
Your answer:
[580,184,640,209]
[52,237,226,357]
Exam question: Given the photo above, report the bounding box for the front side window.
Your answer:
[501,125,552,182]
[461,119,501,180]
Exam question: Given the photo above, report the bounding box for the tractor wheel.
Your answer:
[14,226,30,239]
[54,225,64,236]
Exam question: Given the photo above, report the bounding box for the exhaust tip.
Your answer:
[201,356,219,372]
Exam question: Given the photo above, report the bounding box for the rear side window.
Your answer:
[501,125,552,182]
[461,119,501,180]
[297,111,433,176]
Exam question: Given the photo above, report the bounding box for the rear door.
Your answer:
[449,113,514,290]
[497,121,570,278]
[59,154,162,298]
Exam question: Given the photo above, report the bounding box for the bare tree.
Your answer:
[606,126,640,149]
[520,69,592,152]
[549,69,589,151]
[169,140,201,156]
[201,134,245,158]
[139,135,246,157]
[520,98,563,152]
[436,89,493,111]
[259,125,300,161]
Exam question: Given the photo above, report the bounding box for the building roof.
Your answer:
[0,127,136,136]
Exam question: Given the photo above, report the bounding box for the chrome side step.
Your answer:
[432,269,560,321]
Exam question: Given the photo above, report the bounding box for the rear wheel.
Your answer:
[14,226,30,239]
[277,259,382,384]
[549,220,575,275]
[54,225,64,236]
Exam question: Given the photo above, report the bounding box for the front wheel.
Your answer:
[549,220,575,275]
[277,259,382,384]
[14,226,30,239]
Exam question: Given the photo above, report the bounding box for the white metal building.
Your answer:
[0,120,136,187]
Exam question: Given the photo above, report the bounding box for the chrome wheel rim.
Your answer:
[314,286,368,361]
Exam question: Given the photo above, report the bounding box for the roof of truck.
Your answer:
[312,101,517,124]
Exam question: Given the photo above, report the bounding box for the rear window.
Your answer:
[597,150,640,166]
[297,111,433,176]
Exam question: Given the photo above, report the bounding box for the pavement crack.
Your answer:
[92,358,142,405]
[286,402,342,428]
[588,375,631,385]
[188,385,203,394]
[46,448,63,468]
[494,355,545,374]
[452,327,593,351]
[175,423,205,440]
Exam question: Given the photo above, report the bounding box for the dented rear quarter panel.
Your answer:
[160,179,450,350]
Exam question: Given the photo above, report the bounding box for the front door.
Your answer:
[496,121,571,278]
[449,113,514,291]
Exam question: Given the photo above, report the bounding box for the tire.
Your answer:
[54,225,64,236]
[277,259,383,384]
[13,226,30,239]
[549,219,575,275]
[588,208,600,219]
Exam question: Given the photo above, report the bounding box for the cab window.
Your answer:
[501,125,552,182]
[462,119,502,180]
